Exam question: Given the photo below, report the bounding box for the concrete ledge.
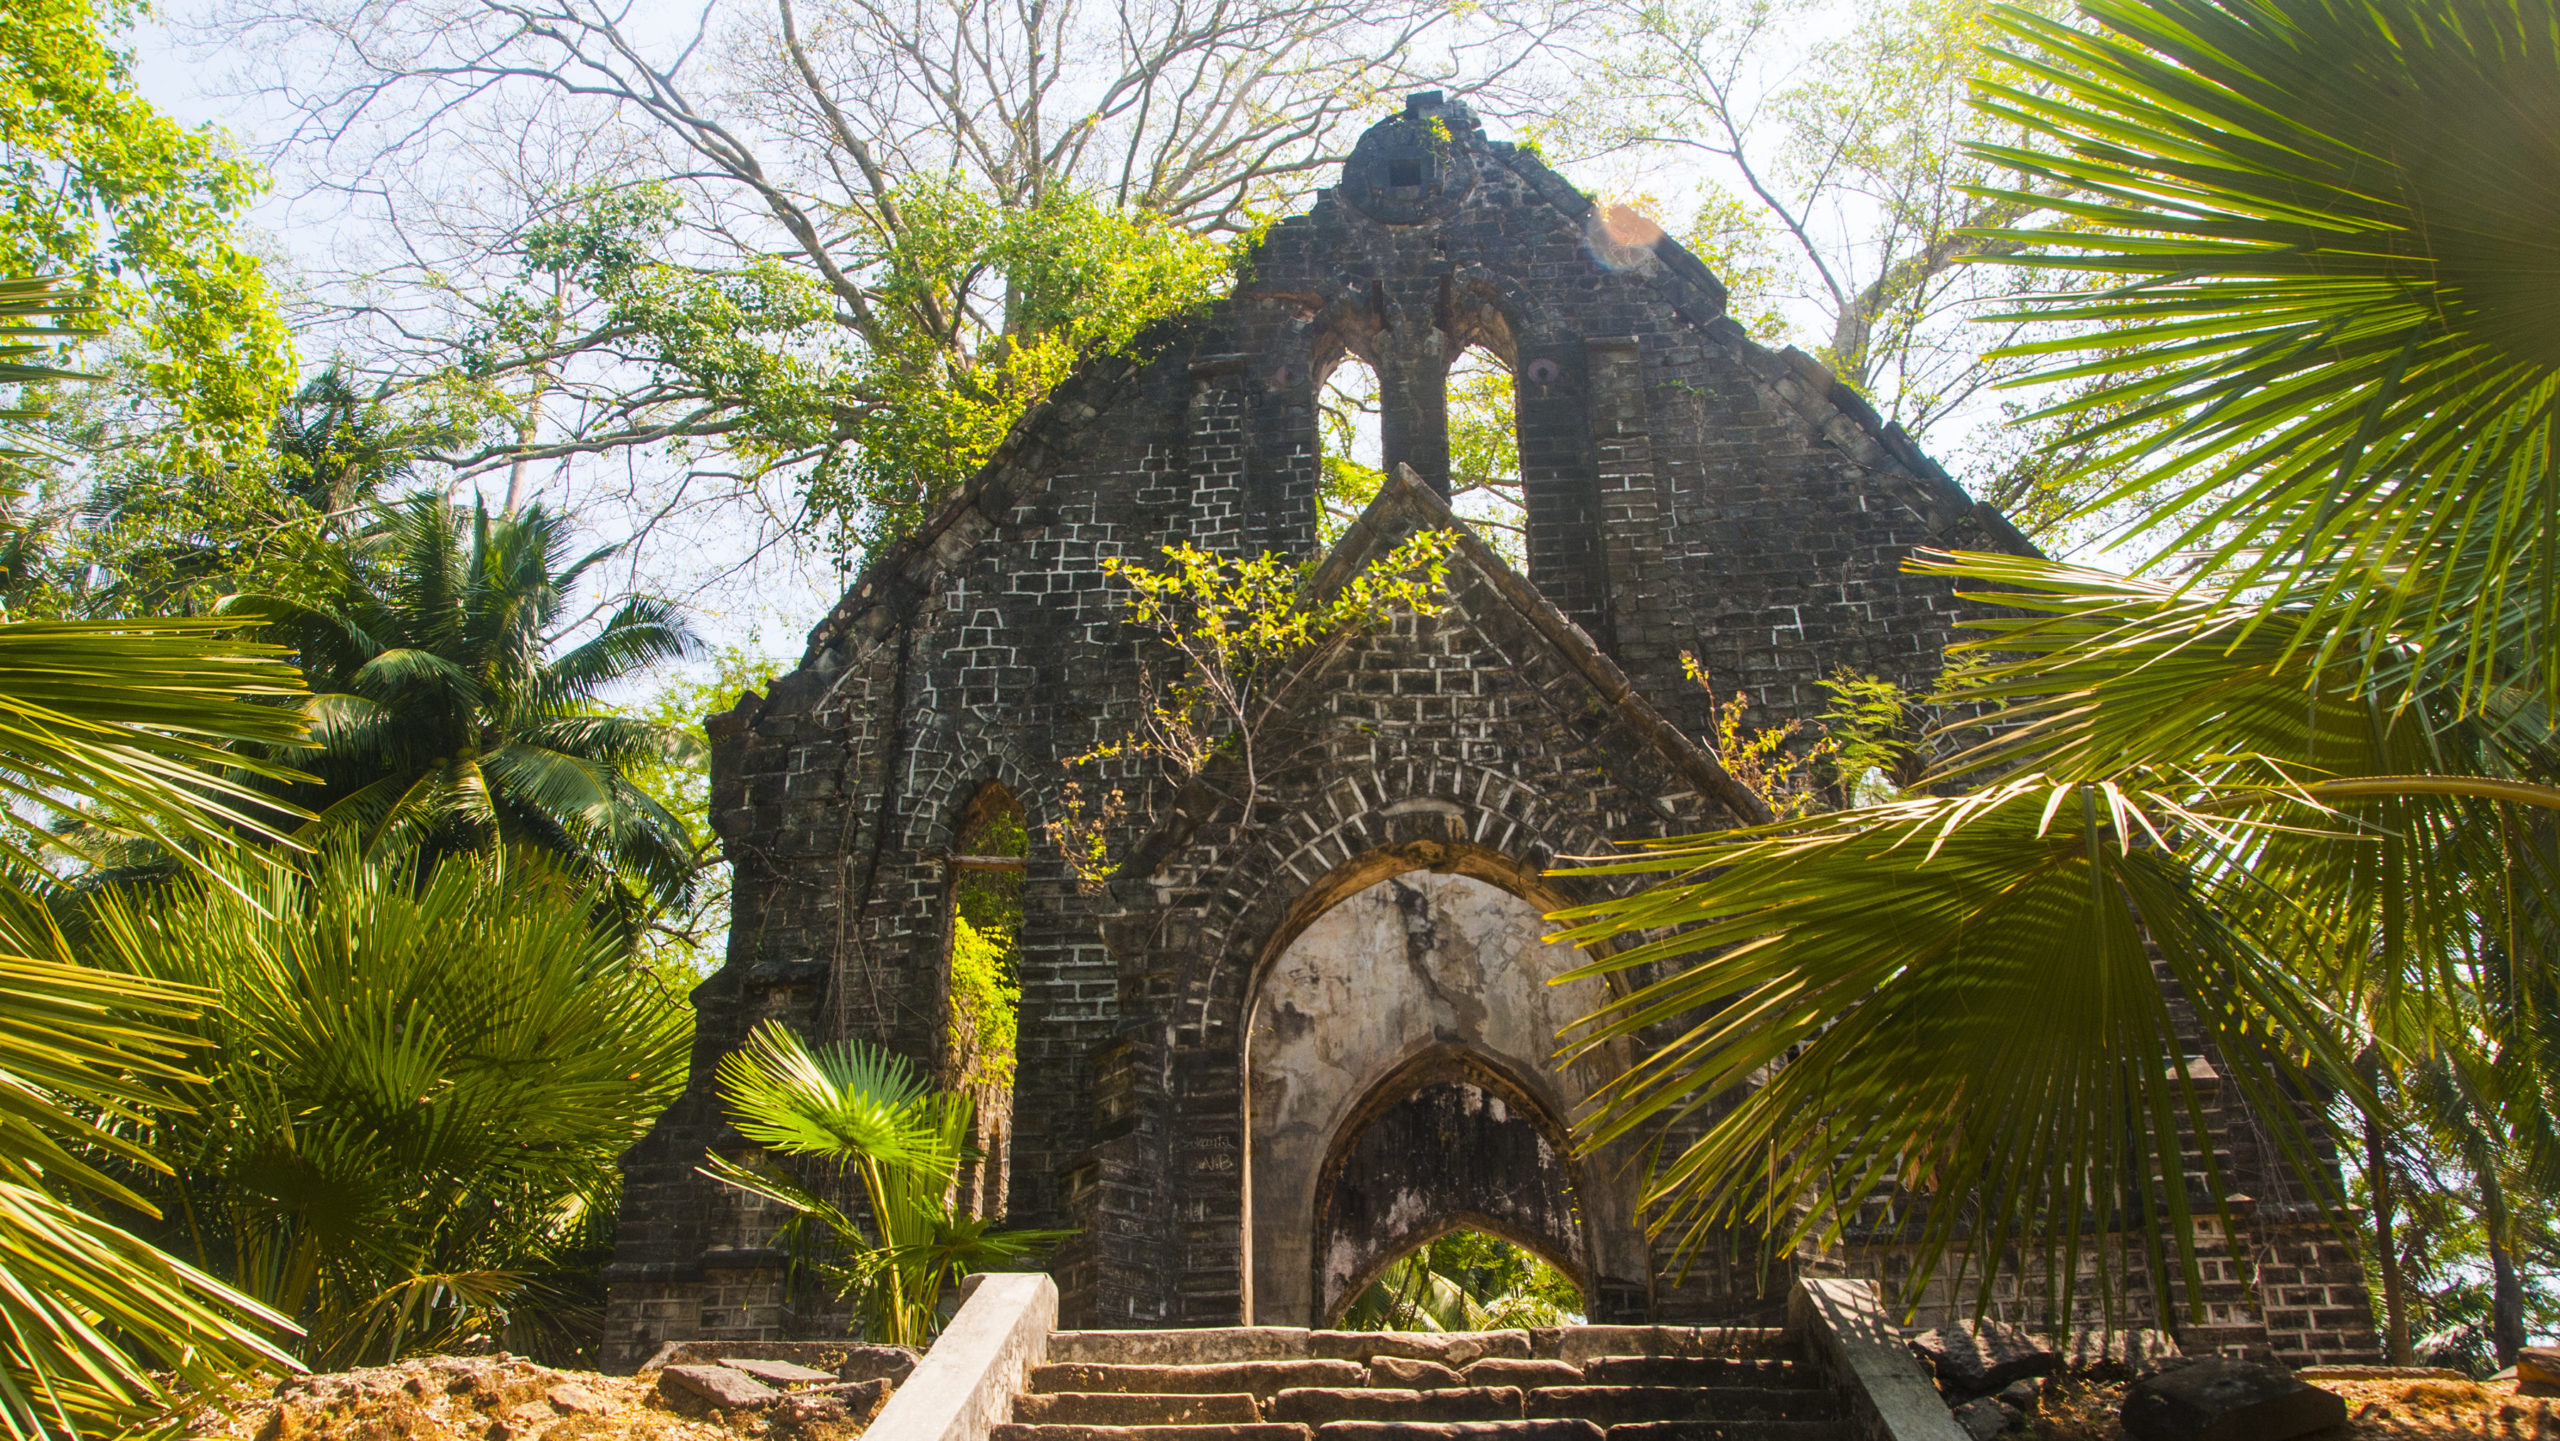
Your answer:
[1785,1280,1965,1441]
[869,1273,1058,1441]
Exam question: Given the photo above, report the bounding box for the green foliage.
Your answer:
[458,177,1234,568]
[54,368,456,620]
[1681,188,1792,344]
[0,274,90,477]
[0,614,308,865]
[1813,671,1920,805]
[229,494,705,910]
[72,842,687,1369]
[945,917,1020,1095]
[707,1024,1068,1346]
[493,182,844,461]
[623,645,786,976]
[810,180,1235,559]
[0,0,289,444]
[1556,0,2560,1339]
[947,796,1024,1095]
[1340,1231,1583,1332]
[1970,0,2560,705]
[0,505,311,1437]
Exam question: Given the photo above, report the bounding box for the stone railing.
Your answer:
[1786,1277,1968,1441]
[863,1273,1057,1441]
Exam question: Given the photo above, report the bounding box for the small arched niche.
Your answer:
[943,782,1025,1218]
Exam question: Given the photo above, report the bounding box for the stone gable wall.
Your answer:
[602,93,2375,1370]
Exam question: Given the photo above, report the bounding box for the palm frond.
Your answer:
[715,1023,946,1173]
[0,619,313,866]
[1554,777,2366,1323]
[0,277,99,470]
[1967,0,2560,706]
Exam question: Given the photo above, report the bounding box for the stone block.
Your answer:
[1371,1358,1467,1389]
[659,1365,780,1410]
[1910,1322,2061,1396]
[721,1358,837,1385]
[1269,1388,1526,1424]
[1463,1359,1583,1389]
[1948,1397,2013,1440]
[2120,1359,2346,1441]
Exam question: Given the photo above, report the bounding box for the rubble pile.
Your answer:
[189,1351,906,1441]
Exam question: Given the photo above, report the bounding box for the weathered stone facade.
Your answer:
[605,94,2377,1368]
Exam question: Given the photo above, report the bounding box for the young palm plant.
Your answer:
[69,841,689,1368]
[1556,0,2560,1346]
[230,494,704,909]
[707,1023,1069,1346]
[0,274,308,1439]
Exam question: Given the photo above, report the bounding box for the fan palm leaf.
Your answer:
[1558,0,2560,1324]
[0,527,311,1434]
[1968,0,2560,707]
[716,1024,945,1171]
[708,1024,1069,1344]
[74,841,688,1369]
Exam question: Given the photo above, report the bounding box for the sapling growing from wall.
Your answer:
[1053,521,1458,883]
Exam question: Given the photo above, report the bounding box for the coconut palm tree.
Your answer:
[0,274,309,1439]
[233,494,704,908]
[1556,0,2560,1350]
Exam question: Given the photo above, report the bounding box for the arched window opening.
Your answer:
[945,784,1025,1218]
[1339,1228,1585,1331]
[1317,353,1384,545]
[1445,346,1527,568]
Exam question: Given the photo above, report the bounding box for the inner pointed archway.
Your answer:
[1315,1052,1584,1324]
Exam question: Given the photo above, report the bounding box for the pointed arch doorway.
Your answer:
[1241,857,1651,1324]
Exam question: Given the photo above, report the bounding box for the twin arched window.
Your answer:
[1315,346,1525,565]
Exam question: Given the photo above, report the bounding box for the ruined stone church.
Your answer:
[605,95,2379,1368]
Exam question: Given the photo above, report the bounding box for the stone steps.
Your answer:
[1014,1394,1266,1426]
[1000,1329,1849,1441]
[1522,1388,1829,1424]
[1032,1362,1371,1397]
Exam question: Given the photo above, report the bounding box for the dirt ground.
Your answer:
[183,1353,2555,1441]
[183,1356,857,1441]
[2027,1372,2559,1440]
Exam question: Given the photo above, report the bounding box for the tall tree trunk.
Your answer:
[2365,1109,2413,1364]
[2482,1161,2528,1366]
